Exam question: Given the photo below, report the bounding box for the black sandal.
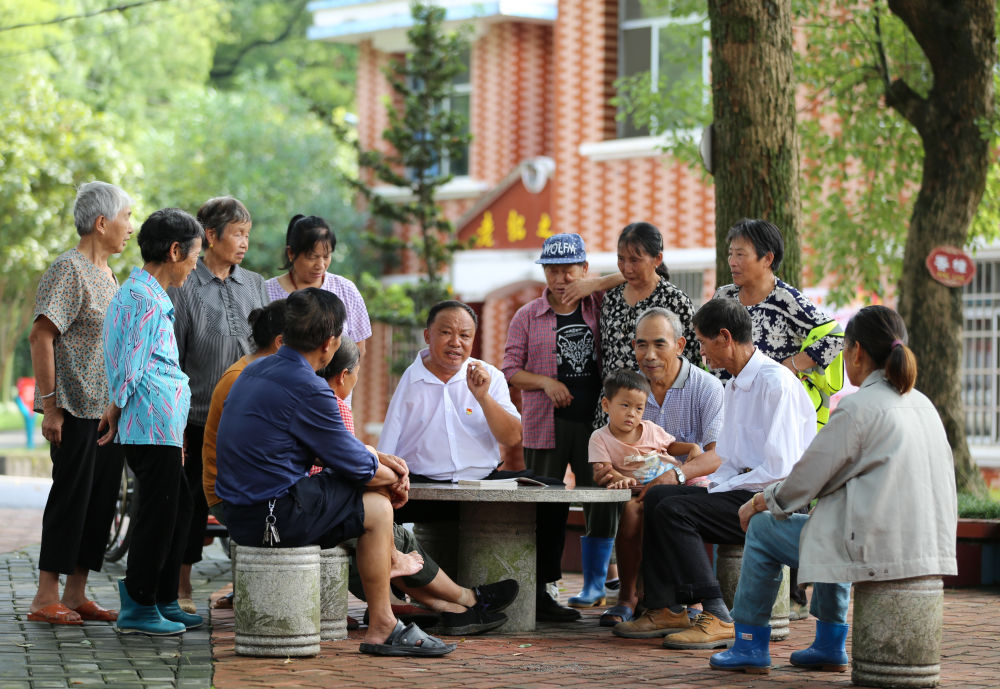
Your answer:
[359,620,456,657]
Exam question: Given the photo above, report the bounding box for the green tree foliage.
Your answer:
[796,5,933,304]
[209,0,356,119]
[344,1,472,323]
[0,0,364,399]
[0,71,141,401]
[137,78,362,279]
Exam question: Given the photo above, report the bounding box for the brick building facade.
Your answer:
[309,1,719,456]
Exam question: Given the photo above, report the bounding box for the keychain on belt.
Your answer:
[262,499,281,546]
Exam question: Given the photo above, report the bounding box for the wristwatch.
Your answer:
[670,464,686,485]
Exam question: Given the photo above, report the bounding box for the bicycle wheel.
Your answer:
[104,465,138,562]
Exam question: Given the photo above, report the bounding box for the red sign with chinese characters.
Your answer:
[925,246,975,287]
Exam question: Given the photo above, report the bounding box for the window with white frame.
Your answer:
[408,49,470,179]
[443,49,471,176]
[963,257,1000,446]
[618,0,706,139]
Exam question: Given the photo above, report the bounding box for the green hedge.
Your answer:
[957,492,1000,520]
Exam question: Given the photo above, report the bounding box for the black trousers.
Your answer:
[523,416,618,539]
[38,413,124,575]
[641,484,753,608]
[396,469,568,585]
[123,445,192,605]
[181,424,208,565]
[224,471,365,550]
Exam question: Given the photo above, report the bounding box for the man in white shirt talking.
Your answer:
[380,300,579,622]
[614,298,816,648]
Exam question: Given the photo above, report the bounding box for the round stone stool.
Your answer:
[320,546,350,641]
[852,576,943,687]
[234,545,321,657]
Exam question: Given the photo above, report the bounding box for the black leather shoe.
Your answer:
[472,579,519,614]
[536,591,581,622]
[439,607,508,635]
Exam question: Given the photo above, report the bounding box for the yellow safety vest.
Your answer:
[796,320,845,429]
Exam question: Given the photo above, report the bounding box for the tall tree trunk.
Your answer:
[887,0,996,494]
[707,0,802,287]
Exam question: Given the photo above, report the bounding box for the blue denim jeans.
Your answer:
[732,512,852,626]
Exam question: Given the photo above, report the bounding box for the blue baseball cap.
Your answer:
[536,233,587,264]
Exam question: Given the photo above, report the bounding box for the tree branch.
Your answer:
[873,0,929,137]
[209,1,308,80]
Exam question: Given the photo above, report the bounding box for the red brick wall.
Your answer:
[351,4,717,445]
[472,22,554,182]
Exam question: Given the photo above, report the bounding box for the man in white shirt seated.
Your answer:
[379,300,580,622]
[614,298,816,648]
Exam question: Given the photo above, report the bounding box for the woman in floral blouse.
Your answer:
[714,218,842,380]
[27,182,133,626]
[103,208,205,636]
[598,222,701,408]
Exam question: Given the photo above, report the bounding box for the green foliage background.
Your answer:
[616,0,1000,306]
[0,0,372,400]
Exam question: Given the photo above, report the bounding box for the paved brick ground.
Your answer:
[3,512,998,689]
[0,540,229,689]
[209,578,1000,689]
[0,509,42,554]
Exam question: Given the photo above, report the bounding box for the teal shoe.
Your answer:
[790,620,849,672]
[115,579,185,636]
[709,623,771,674]
[157,600,204,629]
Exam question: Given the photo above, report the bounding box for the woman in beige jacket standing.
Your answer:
[708,305,957,674]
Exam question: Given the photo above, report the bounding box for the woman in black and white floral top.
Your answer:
[598,222,701,424]
[713,219,842,378]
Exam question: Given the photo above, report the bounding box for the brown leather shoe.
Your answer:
[612,607,692,638]
[662,612,735,649]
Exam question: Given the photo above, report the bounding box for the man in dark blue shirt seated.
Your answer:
[216,288,454,657]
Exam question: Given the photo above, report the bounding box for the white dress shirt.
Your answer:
[378,350,521,481]
[708,349,816,493]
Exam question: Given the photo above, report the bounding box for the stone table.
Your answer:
[407,484,631,632]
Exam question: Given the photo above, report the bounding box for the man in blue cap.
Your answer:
[502,233,623,613]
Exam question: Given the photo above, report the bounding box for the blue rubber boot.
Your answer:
[157,600,204,629]
[790,620,849,672]
[709,623,771,674]
[568,537,614,608]
[115,579,185,636]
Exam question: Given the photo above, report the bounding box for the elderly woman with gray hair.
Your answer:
[27,181,133,625]
[168,196,267,613]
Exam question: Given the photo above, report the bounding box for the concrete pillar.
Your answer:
[412,521,459,576]
[320,546,350,641]
[234,545,321,657]
[852,576,943,687]
[458,502,535,632]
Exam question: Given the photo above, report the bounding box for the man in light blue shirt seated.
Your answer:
[614,298,816,649]
[595,306,725,627]
[216,288,454,658]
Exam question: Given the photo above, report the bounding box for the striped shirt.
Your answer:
[264,272,372,346]
[104,267,190,446]
[169,260,267,426]
[642,357,725,462]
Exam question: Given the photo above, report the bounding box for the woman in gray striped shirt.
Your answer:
[168,196,267,613]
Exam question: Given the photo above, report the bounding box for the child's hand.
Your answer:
[608,476,637,490]
[687,444,703,460]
